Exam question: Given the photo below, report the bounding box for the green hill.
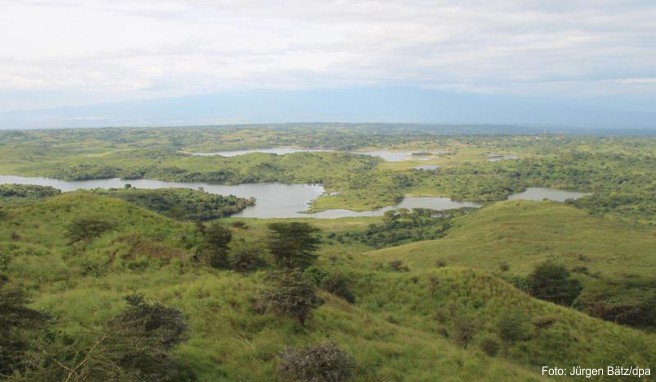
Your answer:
[368,200,656,278]
[2,195,656,381]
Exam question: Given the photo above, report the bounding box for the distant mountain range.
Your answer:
[1,87,654,132]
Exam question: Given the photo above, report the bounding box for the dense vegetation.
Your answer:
[333,207,474,248]
[1,125,655,222]
[0,184,60,203]
[92,187,255,220]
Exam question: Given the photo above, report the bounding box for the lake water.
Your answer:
[414,165,439,171]
[508,187,590,202]
[191,148,435,162]
[0,175,478,219]
[191,148,333,157]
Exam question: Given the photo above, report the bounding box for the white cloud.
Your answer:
[0,0,655,110]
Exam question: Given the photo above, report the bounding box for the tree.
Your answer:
[0,287,49,377]
[267,222,321,270]
[25,294,193,382]
[198,222,232,268]
[65,218,117,245]
[277,342,356,382]
[453,313,478,349]
[259,271,323,326]
[528,261,582,306]
[229,247,268,274]
[497,310,530,357]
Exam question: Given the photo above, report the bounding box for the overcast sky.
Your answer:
[0,0,655,127]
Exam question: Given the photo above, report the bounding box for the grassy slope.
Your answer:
[369,200,656,278]
[2,195,656,381]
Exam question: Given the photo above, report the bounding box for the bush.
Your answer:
[452,314,478,349]
[277,342,356,382]
[259,271,323,326]
[497,310,531,356]
[229,247,267,274]
[528,261,582,306]
[387,260,409,272]
[480,336,500,357]
[320,273,356,304]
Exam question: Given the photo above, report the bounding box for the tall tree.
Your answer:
[198,222,232,268]
[267,222,321,270]
[0,287,49,377]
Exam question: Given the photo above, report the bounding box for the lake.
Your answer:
[1,176,590,218]
[508,187,591,202]
[191,148,332,157]
[0,175,477,219]
[414,165,439,171]
[191,148,436,162]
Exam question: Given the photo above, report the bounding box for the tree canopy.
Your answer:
[267,222,321,270]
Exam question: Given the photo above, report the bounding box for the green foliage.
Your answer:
[452,313,478,349]
[65,217,118,245]
[319,273,356,304]
[0,184,60,202]
[479,336,500,357]
[0,287,49,377]
[93,187,254,220]
[528,261,582,306]
[277,342,356,382]
[197,222,232,269]
[335,208,470,248]
[497,310,531,357]
[22,294,191,382]
[268,222,321,270]
[228,247,268,274]
[260,270,324,326]
[574,277,656,327]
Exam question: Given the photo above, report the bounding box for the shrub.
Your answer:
[277,342,356,382]
[453,314,478,349]
[259,271,323,326]
[229,247,267,274]
[480,336,500,357]
[320,273,356,304]
[387,260,409,272]
[497,310,531,356]
[528,261,582,306]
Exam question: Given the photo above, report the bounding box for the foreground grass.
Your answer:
[3,194,656,380]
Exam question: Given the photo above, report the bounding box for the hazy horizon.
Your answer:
[1,1,654,129]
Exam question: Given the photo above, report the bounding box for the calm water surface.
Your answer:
[191,148,436,162]
[1,176,588,218]
[1,175,478,218]
[508,187,590,202]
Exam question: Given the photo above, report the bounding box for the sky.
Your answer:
[0,0,655,128]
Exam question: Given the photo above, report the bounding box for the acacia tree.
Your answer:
[65,218,117,245]
[260,270,323,326]
[267,222,321,270]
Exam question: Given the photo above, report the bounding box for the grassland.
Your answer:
[2,192,656,380]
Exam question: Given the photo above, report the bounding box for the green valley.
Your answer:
[1,124,655,381]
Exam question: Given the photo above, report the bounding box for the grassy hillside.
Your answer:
[2,195,656,381]
[369,200,656,278]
